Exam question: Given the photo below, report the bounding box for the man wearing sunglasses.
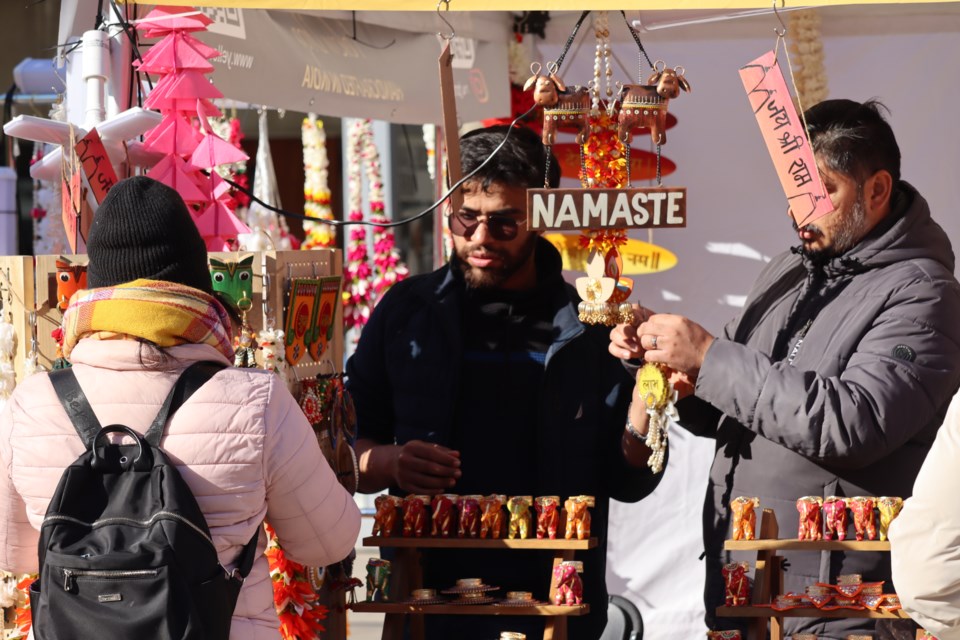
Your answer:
[347,124,663,640]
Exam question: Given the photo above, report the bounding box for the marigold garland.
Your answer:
[301,115,336,249]
[1,572,35,639]
[264,523,329,639]
[580,111,627,189]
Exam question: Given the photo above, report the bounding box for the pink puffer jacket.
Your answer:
[0,339,362,640]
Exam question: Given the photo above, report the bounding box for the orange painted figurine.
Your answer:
[535,495,561,540]
[506,495,533,540]
[796,496,823,541]
[730,496,759,541]
[823,496,848,541]
[479,494,506,539]
[372,494,403,537]
[722,561,750,607]
[564,495,595,540]
[849,496,877,541]
[431,493,458,538]
[401,494,431,538]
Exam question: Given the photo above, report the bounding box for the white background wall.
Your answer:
[537,6,960,639]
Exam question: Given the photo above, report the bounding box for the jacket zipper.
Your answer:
[43,511,216,550]
[62,568,157,592]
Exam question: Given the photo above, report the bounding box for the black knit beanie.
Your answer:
[87,175,213,295]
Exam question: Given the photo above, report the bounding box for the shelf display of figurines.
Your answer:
[402,494,431,537]
[706,632,742,639]
[431,493,458,537]
[730,496,759,541]
[564,495,595,540]
[535,495,561,539]
[722,561,750,607]
[797,496,824,541]
[759,574,902,614]
[372,494,403,537]
[552,560,584,606]
[442,578,500,605]
[506,495,533,539]
[365,558,392,602]
[479,494,506,539]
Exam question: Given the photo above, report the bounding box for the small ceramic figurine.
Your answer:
[372,494,403,537]
[796,496,824,541]
[55,257,87,310]
[823,496,848,541]
[877,496,904,542]
[506,496,533,540]
[849,496,877,541]
[552,560,583,606]
[535,495,561,540]
[721,561,750,607]
[365,558,391,602]
[401,494,431,538]
[564,495,595,540]
[431,493,458,538]
[457,495,482,538]
[479,494,506,539]
[730,496,760,541]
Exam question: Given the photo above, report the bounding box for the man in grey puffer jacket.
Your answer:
[610,99,960,639]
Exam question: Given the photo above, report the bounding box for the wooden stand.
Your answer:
[351,535,593,640]
[716,509,912,640]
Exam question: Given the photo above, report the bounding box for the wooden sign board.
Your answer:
[527,187,687,232]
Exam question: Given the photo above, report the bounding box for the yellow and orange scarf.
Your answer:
[62,279,234,360]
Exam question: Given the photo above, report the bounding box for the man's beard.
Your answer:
[795,194,867,260]
[456,234,538,289]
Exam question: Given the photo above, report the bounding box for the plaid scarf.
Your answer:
[63,279,234,361]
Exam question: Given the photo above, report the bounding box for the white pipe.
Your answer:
[0,168,18,256]
[81,29,110,129]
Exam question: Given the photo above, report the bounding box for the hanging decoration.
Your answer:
[134,6,250,251]
[211,113,251,218]
[635,362,678,474]
[240,110,294,251]
[301,114,336,249]
[264,522,329,640]
[30,137,69,257]
[342,120,409,332]
[788,9,828,109]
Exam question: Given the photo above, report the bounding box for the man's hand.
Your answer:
[609,304,655,360]
[638,314,715,378]
[392,440,461,495]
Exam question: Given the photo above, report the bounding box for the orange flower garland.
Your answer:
[580,110,627,189]
[265,523,329,639]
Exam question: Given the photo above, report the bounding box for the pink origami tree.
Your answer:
[135,6,250,250]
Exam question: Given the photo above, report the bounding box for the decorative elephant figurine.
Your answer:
[365,558,391,602]
[457,495,481,538]
[535,495,561,540]
[730,496,759,541]
[552,560,583,606]
[722,561,750,607]
[55,257,87,310]
[479,494,506,539]
[564,495,595,540]
[796,496,823,541]
[849,496,877,541]
[823,496,848,541]
[524,63,591,146]
[372,494,403,537]
[431,493,458,538]
[616,60,690,146]
[877,496,903,542]
[401,494,431,538]
[506,495,533,540]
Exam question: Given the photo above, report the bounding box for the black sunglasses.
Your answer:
[448,211,527,241]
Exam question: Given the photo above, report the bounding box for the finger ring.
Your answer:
[651,335,658,349]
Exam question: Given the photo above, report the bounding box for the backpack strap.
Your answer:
[143,361,227,447]
[233,528,261,581]
[49,368,103,449]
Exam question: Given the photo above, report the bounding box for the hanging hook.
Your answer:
[349,11,396,50]
[772,0,787,37]
[436,0,455,41]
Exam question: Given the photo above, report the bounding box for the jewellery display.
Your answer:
[563,495,595,541]
[534,495,561,540]
[442,578,500,605]
[635,362,676,473]
[397,588,448,606]
[797,496,824,541]
[552,561,583,606]
[730,496,760,541]
[496,591,545,607]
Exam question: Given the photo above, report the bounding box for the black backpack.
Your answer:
[31,361,259,640]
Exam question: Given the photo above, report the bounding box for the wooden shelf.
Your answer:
[362,536,597,550]
[725,539,890,552]
[350,603,589,616]
[716,606,909,620]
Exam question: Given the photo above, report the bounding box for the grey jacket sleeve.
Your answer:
[694,276,960,469]
[675,313,739,439]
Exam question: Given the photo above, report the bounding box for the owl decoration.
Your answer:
[55,257,87,310]
[209,256,254,312]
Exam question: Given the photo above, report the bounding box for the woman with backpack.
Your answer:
[0,176,362,639]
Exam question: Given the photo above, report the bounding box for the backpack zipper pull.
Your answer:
[63,569,75,592]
